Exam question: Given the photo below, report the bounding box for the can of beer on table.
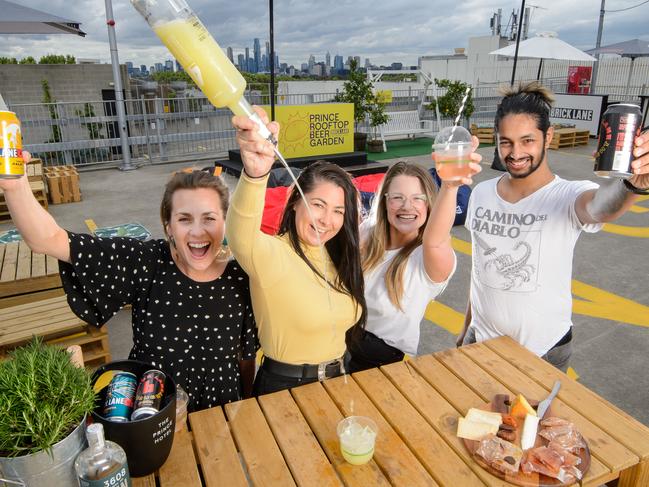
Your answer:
[594,103,642,178]
[0,110,24,179]
[103,371,138,422]
[131,369,166,421]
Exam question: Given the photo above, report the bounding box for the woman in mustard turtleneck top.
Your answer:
[226,108,367,395]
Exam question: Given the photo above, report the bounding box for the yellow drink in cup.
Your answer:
[154,18,248,116]
[337,416,378,466]
[433,126,474,181]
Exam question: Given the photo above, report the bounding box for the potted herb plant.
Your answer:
[333,59,377,152]
[0,338,96,486]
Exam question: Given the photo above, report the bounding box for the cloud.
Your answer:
[1,0,647,68]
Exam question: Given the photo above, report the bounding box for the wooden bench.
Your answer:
[0,295,111,368]
[0,241,63,308]
[375,110,436,152]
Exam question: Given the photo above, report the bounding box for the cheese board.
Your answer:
[459,393,590,486]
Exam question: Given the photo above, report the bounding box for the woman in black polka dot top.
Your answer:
[1,159,257,411]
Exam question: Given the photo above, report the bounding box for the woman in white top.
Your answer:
[347,158,481,372]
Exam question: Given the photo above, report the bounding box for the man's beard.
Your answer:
[505,145,546,179]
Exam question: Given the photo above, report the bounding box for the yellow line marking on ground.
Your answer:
[84,219,97,234]
[602,223,649,237]
[567,367,580,381]
[424,301,464,335]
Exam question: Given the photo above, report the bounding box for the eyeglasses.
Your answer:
[384,193,427,208]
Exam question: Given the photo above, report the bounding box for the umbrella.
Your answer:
[490,32,596,81]
[586,39,649,94]
[0,0,86,36]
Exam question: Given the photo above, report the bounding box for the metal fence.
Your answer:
[9,81,647,169]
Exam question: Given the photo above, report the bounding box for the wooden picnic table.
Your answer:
[133,337,649,487]
[0,241,63,308]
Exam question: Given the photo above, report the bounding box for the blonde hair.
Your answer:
[362,162,438,310]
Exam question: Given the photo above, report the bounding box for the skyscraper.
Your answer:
[325,52,331,68]
[253,38,261,73]
[237,54,245,71]
[245,47,250,72]
[165,59,174,72]
[333,54,343,73]
[227,46,234,64]
[308,54,315,73]
[140,64,147,75]
[176,60,183,72]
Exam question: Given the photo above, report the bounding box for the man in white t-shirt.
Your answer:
[458,82,649,371]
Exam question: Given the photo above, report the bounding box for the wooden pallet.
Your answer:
[574,129,590,146]
[549,128,577,149]
[43,165,82,204]
[26,158,43,182]
[0,295,111,368]
[470,124,495,144]
[0,179,48,223]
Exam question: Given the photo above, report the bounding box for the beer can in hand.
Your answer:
[103,372,138,422]
[594,103,642,178]
[0,110,24,179]
[131,369,166,421]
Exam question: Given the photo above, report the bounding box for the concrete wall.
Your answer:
[0,64,130,105]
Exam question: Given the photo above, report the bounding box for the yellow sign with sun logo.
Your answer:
[261,104,354,158]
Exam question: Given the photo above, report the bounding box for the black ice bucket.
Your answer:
[91,360,177,477]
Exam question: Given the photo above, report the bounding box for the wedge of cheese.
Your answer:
[511,394,536,418]
[465,408,503,428]
[457,417,500,441]
[521,413,540,450]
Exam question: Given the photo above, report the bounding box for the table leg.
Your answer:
[617,458,649,487]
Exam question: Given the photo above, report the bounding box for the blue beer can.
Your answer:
[103,372,138,422]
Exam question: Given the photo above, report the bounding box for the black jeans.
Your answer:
[252,366,318,396]
[346,328,405,373]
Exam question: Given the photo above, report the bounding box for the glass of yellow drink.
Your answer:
[337,416,378,465]
[433,126,474,181]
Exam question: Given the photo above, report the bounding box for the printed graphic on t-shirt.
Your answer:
[471,207,545,292]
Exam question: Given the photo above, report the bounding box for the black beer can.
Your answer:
[594,103,642,178]
[131,369,166,421]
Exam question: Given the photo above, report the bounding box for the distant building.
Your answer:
[245,47,250,72]
[333,54,343,73]
[126,61,134,75]
[253,38,261,73]
[354,56,361,67]
[164,60,174,72]
[308,54,315,72]
[301,63,308,72]
[265,41,270,71]
[226,46,234,64]
[140,64,147,75]
[176,60,183,72]
[237,54,245,71]
[154,63,163,73]
[325,52,331,68]
[391,62,403,70]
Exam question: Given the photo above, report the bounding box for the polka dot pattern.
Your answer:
[60,233,258,412]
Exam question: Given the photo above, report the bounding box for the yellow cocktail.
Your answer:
[337,416,378,466]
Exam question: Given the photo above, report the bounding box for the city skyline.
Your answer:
[1,1,647,71]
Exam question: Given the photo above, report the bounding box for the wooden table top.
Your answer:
[133,337,649,487]
[0,241,61,301]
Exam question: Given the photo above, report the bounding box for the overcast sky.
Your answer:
[2,0,648,68]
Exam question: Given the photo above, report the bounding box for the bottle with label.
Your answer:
[74,423,132,487]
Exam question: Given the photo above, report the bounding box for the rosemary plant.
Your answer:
[0,338,97,457]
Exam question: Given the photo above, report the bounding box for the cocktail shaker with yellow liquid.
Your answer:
[130,0,273,141]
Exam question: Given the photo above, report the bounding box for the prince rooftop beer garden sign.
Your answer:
[262,104,354,159]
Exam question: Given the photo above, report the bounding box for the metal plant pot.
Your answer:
[0,416,87,487]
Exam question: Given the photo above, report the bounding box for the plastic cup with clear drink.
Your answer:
[337,416,378,465]
[433,126,474,181]
[174,385,190,432]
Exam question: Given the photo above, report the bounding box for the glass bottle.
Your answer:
[74,423,132,487]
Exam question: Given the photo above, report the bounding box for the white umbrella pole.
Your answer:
[104,0,135,171]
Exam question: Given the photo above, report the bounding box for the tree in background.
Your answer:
[0,57,18,64]
[41,79,62,144]
[427,79,474,120]
[38,54,76,64]
[19,56,36,65]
